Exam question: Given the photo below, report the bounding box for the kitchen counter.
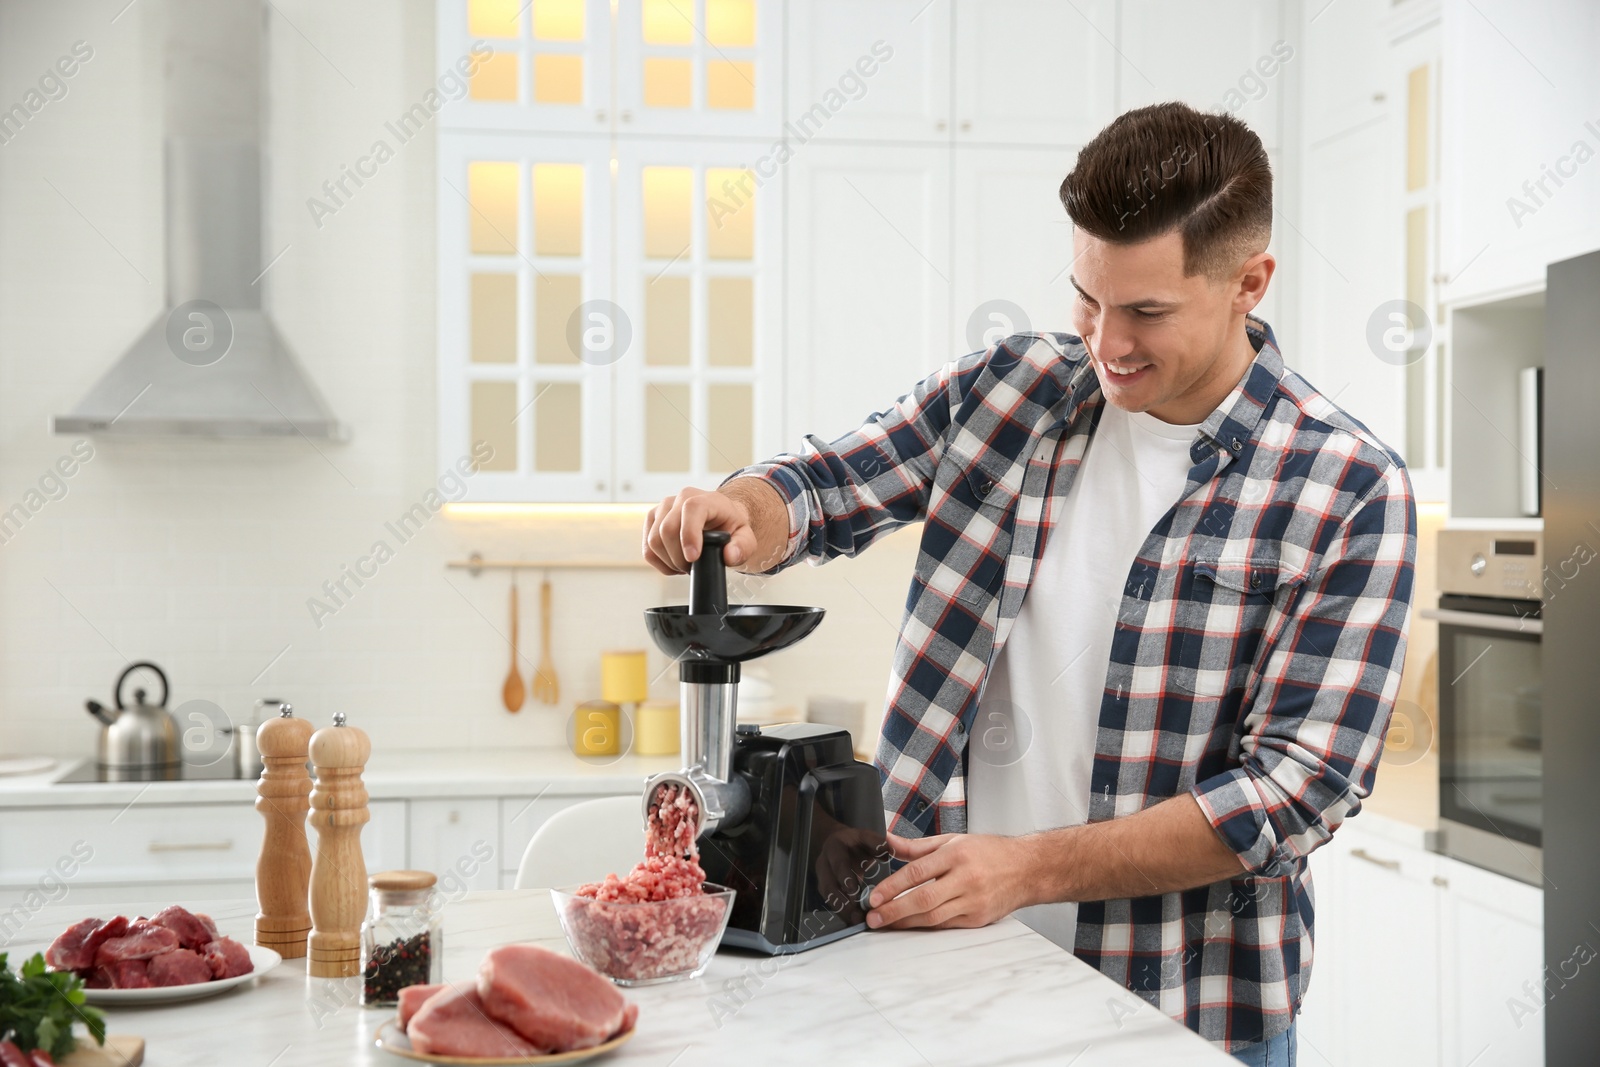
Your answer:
[7,894,1233,1066]
[0,749,681,808]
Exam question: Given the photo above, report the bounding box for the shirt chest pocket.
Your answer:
[915,451,1019,609]
[1172,554,1310,699]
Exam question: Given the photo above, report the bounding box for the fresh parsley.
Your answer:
[0,953,106,1060]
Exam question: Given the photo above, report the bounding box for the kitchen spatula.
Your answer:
[502,579,525,712]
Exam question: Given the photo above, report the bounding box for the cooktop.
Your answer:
[55,759,245,784]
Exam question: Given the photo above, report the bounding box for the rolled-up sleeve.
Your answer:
[1191,463,1418,877]
[719,352,984,574]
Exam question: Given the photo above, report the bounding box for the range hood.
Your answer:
[53,0,345,440]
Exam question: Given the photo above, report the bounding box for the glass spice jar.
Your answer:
[361,870,442,1008]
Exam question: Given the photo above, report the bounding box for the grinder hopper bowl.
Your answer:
[642,530,890,954]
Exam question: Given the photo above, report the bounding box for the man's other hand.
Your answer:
[865,831,1038,931]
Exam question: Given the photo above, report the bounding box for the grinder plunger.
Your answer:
[641,530,824,836]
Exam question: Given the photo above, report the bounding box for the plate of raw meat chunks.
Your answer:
[44,904,278,1004]
[375,943,637,1064]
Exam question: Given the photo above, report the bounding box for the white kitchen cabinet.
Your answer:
[1294,117,1406,454]
[784,0,951,144]
[1438,0,1600,307]
[783,143,952,446]
[1437,854,1545,1067]
[1300,0,1391,145]
[437,0,784,139]
[437,0,615,135]
[1117,0,1288,151]
[0,804,258,889]
[951,146,1080,349]
[613,0,785,139]
[612,138,786,501]
[407,798,501,892]
[1296,819,1546,1067]
[0,797,406,907]
[951,0,1115,147]
[437,132,620,502]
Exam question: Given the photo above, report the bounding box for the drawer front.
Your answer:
[0,803,262,887]
[0,799,410,890]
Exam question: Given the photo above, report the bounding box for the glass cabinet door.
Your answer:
[613,0,781,137]
[441,0,614,134]
[611,140,778,501]
[438,133,615,501]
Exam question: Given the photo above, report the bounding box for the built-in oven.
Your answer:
[1422,530,1543,885]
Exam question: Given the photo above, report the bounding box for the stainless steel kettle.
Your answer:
[86,661,180,774]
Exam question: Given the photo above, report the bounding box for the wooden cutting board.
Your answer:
[61,1035,144,1066]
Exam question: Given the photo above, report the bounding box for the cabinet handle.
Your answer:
[149,840,235,853]
[621,110,633,123]
[935,120,946,131]
[960,120,971,131]
[1432,875,1450,888]
[595,109,607,122]
[1350,847,1400,871]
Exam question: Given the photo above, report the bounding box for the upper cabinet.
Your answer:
[950,0,1116,146]
[439,0,782,137]
[436,0,1306,502]
[1116,0,1288,151]
[783,0,951,143]
[1438,0,1600,307]
[438,0,613,133]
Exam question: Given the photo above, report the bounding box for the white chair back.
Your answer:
[513,794,646,890]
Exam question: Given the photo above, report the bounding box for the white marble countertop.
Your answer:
[0,750,681,808]
[7,893,1233,1066]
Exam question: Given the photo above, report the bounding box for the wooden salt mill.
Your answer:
[306,711,370,978]
[254,703,313,958]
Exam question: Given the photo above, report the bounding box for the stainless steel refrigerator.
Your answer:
[1541,247,1600,1064]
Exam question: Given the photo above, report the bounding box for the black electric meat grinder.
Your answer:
[642,530,890,954]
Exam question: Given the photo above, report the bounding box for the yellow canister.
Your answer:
[571,700,621,757]
[634,699,680,756]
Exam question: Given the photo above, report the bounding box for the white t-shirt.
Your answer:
[967,401,1203,951]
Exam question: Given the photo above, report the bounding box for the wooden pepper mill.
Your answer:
[306,711,371,978]
[254,703,313,958]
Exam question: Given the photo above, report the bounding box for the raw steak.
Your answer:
[477,944,635,1051]
[397,983,447,1028]
[200,936,253,979]
[147,948,212,987]
[45,915,127,972]
[94,919,179,964]
[407,982,546,1059]
[105,958,151,989]
[150,905,214,951]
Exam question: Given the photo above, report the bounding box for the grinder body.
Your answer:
[705,722,888,954]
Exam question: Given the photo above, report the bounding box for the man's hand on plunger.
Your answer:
[643,480,788,576]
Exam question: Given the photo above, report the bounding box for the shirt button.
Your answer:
[1231,438,1244,452]
[1250,575,1262,590]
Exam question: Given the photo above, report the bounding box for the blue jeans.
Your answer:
[1231,1021,1296,1066]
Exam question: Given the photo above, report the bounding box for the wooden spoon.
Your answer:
[532,575,560,706]
[502,579,525,712]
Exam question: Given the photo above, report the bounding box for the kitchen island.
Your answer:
[10,893,1234,1066]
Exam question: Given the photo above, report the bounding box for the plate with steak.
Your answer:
[43,906,280,1004]
[375,944,638,1065]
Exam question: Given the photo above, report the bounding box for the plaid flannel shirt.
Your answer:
[725,317,1417,1049]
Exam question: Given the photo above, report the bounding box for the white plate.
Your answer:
[375,1019,635,1065]
[80,944,281,1005]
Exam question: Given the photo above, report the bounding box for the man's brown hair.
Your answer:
[1059,101,1272,279]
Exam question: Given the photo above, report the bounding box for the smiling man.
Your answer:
[642,102,1417,1062]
